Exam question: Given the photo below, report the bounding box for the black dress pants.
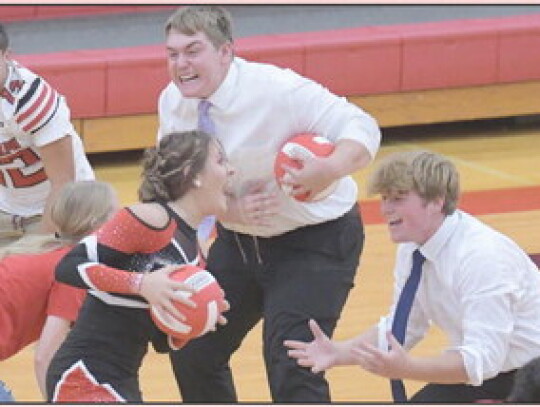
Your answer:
[409,369,516,403]
[169,204,364,402]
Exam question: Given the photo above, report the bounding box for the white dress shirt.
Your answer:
[381,210,540,386]
[158,57,381,237]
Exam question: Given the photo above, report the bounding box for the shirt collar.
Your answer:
[420,210,461,263]
[204,57,239,111]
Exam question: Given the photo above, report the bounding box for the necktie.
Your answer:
[390,249,426,402]
[196,100,216,244]
[197,100,215,135]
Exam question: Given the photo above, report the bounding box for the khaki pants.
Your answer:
[0,210,42,247]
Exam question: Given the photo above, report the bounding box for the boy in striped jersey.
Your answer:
[0,23,94,244]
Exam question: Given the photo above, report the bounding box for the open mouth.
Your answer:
[388,219,402,227]
[179,74,198,83]
[223,185,234,199]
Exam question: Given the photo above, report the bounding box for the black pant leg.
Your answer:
[262,207,364,402]
[410,370,516,403]
[169,236,263,402]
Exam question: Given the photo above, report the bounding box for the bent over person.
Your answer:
[0,180,118,400]
[0,23,94,243]
[46,131,232,402]
[285,151,540,403]
[158,6,381,403]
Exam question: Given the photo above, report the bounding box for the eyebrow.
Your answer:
[166,40,203,52]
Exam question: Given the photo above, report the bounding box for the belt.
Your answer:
[0,212,42,237]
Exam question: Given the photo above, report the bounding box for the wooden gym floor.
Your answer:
[2,117,540,403]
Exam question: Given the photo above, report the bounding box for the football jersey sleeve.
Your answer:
[12,70,76,146]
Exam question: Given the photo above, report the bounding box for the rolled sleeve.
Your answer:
[454,261,517,385]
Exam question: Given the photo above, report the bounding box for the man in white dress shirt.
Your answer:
[157,5,381,403]
[285,150,540,402]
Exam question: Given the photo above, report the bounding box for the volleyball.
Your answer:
[274,133,337,201]
[150,265,225,340]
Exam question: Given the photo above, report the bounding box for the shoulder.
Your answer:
[236,57,307,88]
[158,82,181,107]
[126,202,172,230]
[94,205,174,252]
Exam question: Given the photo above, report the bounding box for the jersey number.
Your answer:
[0,147,47,188]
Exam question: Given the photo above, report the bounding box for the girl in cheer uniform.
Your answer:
[46,130,233,402]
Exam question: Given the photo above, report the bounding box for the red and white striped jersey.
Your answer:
[0,60,94,217]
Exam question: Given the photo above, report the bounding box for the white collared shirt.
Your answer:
[383,210,540,386]
[157,57,381,237]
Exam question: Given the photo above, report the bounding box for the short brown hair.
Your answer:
[165,6,233,48]
[368,150,460,215]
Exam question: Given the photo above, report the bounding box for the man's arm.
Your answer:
[279,138,373,202]
[37,135,75,233]
[351,332,468,383]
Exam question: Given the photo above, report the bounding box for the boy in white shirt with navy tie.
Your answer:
[285,150,540,403]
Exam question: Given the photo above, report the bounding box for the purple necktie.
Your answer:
[196,100,216,244]
[198,100,215,135]
[390,249,426,402]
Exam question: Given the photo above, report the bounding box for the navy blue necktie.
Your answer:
[390,249,426,402]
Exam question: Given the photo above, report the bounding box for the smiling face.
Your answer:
[166,30,233,99]
[380,189,445,245]
[194,141,234,218]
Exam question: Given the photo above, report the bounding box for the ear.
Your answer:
[219,42,234,61]
[193,178,202,188]
[427,196,445,215]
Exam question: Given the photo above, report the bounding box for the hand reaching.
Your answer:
[283,319,338,374]
[350,331,409,379]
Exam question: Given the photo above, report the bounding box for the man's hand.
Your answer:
[284,319,338,374]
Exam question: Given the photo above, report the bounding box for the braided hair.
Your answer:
[139,130,212,203]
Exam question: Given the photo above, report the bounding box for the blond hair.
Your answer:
[367,150,460,215]
[165,6,233,48]
[0,181,117,258]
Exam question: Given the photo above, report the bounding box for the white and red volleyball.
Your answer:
[274,133,337,201]
[150,265,225,340]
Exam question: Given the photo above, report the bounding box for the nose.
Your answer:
[380,199,392,217]
[171,53,189,70]
[227,163,235,177]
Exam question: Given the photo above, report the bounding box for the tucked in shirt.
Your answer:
[158,57,381,237]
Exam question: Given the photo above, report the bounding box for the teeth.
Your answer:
[180,74,197,82]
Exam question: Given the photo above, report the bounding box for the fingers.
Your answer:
[283,339,308,351]
[153,302,186,323]
[217,314,228,326]
[170,285,196,308]
[308,319,326,340]
[242,192,279,225]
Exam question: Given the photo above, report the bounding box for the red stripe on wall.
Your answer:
[360,185,540,225]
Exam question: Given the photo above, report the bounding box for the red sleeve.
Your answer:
[47,282,86,321]
[95,207,175,254]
